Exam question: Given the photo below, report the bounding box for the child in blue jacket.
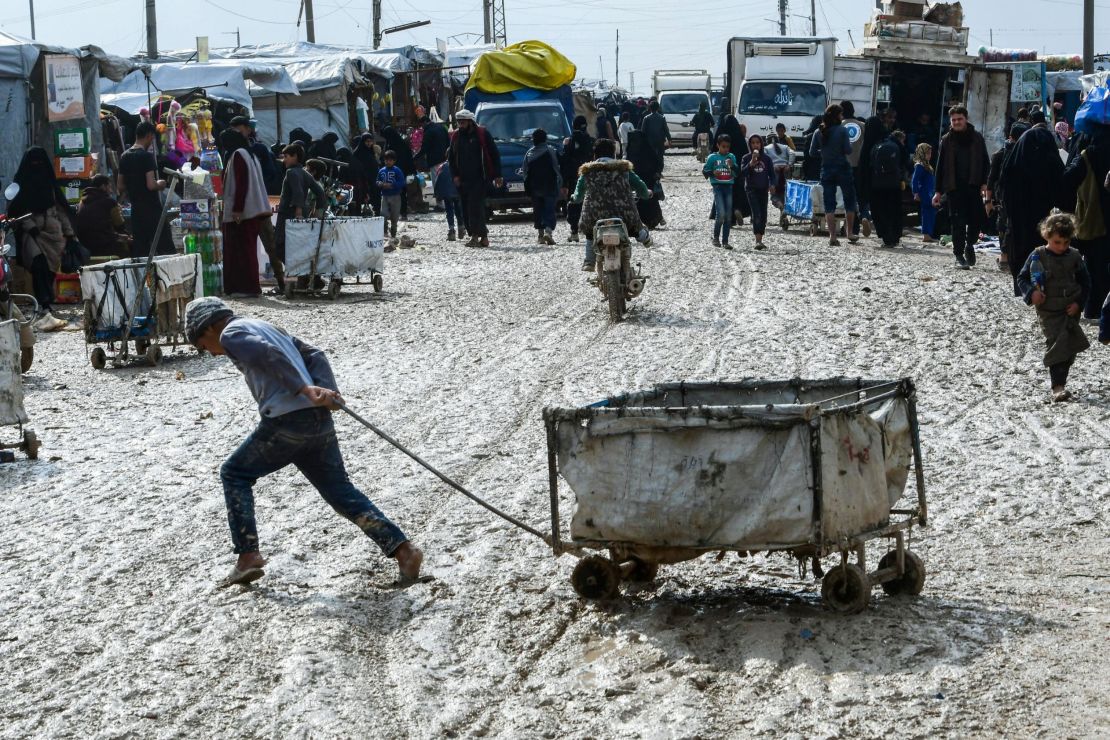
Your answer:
[912,143,937,244]
[433,160,465,242]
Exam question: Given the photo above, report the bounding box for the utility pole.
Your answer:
[28,0,36,39]
[490,0,507,47]
[779,0,788,36]
[1083,0,1094,74]
[811,0,817,35]
[483,0,492,44]
[630,71,635,94]
[304,0,316,43]
[615,30,619,88]
[373,0,383,49]
[145,0,158,59]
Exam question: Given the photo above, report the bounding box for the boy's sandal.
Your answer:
[217,565,265,589]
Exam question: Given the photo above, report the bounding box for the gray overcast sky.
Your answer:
[1,0,1107,93]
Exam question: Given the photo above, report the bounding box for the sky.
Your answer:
[1,0,1108,94]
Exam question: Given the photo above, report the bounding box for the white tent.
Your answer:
[0,31,137,212]
[99,59,297,114]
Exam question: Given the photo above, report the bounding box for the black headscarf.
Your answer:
[382,126,415,175]
[308,132,339,160]
[626,130,659,184]
[289,127,313,147]
[8,147,62,218]
[352,134,380,181]
[220,129,250,158]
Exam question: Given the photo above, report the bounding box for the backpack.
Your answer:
[870,140,902,190]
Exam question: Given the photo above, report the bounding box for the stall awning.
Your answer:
[100,60,297,113]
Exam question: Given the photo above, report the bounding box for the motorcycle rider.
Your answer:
[568,139,653,272]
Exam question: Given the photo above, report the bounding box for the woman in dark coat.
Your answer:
[1062,123,1110,317]
[561,116,595,242]
[1001,117,1065,288]
[350,133,381,216]
[307,132,339,161]
[626,130,664,229]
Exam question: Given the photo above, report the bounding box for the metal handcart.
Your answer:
[80,253,202,369]
[0,319,40,461]
[782,180,848,236]
[542,377,928,613]
[283,215,386,300]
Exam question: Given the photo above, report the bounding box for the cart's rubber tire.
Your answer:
[809,221,819,237]
[90,347,107,370]
[821,563,871,614]
[283,280,295,300]
[134,339,149,356]
[571,556,622,600]
[145,344,163,367]
[20,346,33,374]
[327,280,341,301]
[625,558,659,583]
[22,429,40,460]
[372,273,383,293]
[878,550,926,597]
[606,270,624,323]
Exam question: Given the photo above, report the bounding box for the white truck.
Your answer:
[727,37,837,143]
[652,70,712,146]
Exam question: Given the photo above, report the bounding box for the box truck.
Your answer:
[652,70,712,146]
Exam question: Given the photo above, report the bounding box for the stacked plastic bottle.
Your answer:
[183,216,223,296]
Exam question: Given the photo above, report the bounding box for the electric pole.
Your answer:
[615,30,620,88]
[1083,0,1094,74]
[145,0,158,59]
[779,0,788,36]
[483,0,492,44]
[304,0,316,43]
[28,0,36,39]
[811,0,817,35]
[373,0,382,48]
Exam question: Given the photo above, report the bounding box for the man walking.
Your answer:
[447,110,502,248]
[933,105,991,269]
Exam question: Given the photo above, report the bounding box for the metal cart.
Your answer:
[0,319,40,461]
[782,180,848,236]
[543,377,928,613]
[283,216,386,300]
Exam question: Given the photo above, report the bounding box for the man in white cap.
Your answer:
[184,296,423,587]
[447,110,502,247]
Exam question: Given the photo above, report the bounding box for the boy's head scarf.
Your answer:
[185,297,234,345]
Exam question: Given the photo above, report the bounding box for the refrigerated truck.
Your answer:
[652,70,712,146]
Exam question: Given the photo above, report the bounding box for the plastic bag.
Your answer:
[1074,86,1110,135]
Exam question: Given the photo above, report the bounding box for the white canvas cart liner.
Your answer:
[284,216,386,278]
[546,378,920,554]
[80,254,201,332]
[0,320,28,426]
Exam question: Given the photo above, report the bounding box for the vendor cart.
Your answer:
[0,319,40,461]
[80,253,202,369]
[782,180,848,236]
[543,377,928,613]
[283,216,386,300]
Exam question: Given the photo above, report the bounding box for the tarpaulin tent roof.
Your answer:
[99,60,297,113]
[0,30,137,82]
[465,40,576,94]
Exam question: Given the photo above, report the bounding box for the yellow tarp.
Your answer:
[465,41,577,93]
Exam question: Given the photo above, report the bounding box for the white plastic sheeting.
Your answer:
[100,61,297,113]
[80,255,201,331]
[284,217,385,278]
[556,383,915,550]
[0,319,27,426]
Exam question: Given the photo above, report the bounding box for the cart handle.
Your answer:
[337,403,551,544]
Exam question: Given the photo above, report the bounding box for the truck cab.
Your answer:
[653,70,712,146]
[473,100,571,211]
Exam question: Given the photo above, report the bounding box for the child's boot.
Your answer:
[447,229,456,242]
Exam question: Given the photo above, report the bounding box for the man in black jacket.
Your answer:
[447,110,503,248]
[933,105,991,269]
[414,115,450,170]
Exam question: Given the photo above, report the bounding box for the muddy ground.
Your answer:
[1,157,1107,738]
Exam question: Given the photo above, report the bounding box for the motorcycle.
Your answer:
[593,217,648,323]
[0,183,40,373]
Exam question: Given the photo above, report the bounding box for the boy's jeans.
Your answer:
[532,195,557,232]
[380,194,402,237]
[220,408,407,557]
[444,197,463,232]
[712,184,733,243]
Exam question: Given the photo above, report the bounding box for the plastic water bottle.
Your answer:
[1030,252,1045,292]
[184,234,196,254]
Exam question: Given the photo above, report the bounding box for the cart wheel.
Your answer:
[22,429,40,460]
[145,344,163,367]
[571,556,622,600]
[878,550,926,597]
[20,346,33,374]
[90,347,107,370]
[372,273,383,293]
[135,339,149,356]
[821,563,871,614]
[327,280,341,301]
[808,221,819,237]
[625,558,659,583]
[780,214,789,231]
[283,280,295,300]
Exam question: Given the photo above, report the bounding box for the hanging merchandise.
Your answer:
[1075,85,1110,135]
